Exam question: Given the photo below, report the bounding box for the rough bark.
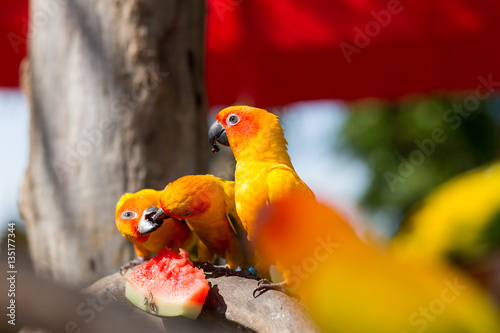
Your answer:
[20,0,207,286]
[84,272,320,333]
[2,239,319,333]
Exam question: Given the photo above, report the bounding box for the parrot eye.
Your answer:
[121,211,137,219]
[182,210,193,217]
[226,114,240,126]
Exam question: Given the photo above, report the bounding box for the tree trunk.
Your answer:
[20,0,207,286]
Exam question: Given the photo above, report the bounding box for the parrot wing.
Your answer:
[267,165,315,204]
[226,210,248,241]
[219,178,248,240]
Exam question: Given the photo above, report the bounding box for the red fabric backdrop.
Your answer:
[3,0,500,107]
[1,0,28,88]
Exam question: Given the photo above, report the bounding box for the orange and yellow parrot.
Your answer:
[392,161,500,265]
[115,189,197,273]
[255,193,500,333]
[208,106,314,241]
[208,106,314,284]
[151,175,253,270]
[392,161,500,299]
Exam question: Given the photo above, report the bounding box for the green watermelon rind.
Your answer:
[125,279,204,319]
[124,248,209,320]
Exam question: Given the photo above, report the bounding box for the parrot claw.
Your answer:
[193,261,227,272]
[211,267,231,278]
[194,262,260,280]
[253,279,296,298]
[211,267,260,280]
[119,257,147,275]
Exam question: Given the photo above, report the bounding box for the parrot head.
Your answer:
[115,189,164,242]
[154,176,213,222]
[209,105,287,160]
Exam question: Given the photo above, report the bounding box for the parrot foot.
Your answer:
[211,267,260,280]
[195,262,260,280]
[193,261,227,272]
[253,279,296,298]
[119,257,147,275]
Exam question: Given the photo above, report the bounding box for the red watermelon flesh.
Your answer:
[125,248,209,319]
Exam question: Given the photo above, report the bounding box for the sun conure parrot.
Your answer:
[255,193,500,333]
[151,175,253,270]
[392,161,500,299]
[115,189,208,273]
[208,106,315,287]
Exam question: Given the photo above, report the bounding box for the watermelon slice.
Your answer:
[125,248,209,319]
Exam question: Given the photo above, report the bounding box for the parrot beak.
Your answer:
[208,120,229,153]
[152,208,171,222]
[137,206,165,235]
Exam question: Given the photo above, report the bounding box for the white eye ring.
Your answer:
[226,114,240,126]
[121,211,137,220]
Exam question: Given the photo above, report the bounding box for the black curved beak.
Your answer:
[208,120,229,153]
[137,206,168,236]
[152,208,170,222]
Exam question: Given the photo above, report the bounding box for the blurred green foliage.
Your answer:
[339,96,500,232]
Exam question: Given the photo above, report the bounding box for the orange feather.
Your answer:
[115,189,195,260]
[158,175,252,269]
